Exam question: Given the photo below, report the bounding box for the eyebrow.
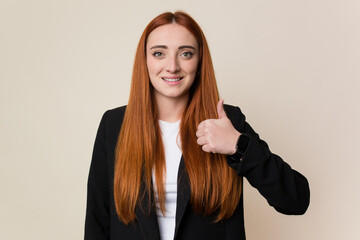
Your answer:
[149,45,196,50]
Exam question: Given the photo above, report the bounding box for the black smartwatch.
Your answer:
[230,133,250,162]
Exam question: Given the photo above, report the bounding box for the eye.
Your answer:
[181,51,194,58]
[152,52,164,57]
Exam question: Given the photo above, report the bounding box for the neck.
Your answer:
[155,94,188,122]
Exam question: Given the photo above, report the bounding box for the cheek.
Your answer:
[147,58,162,76]
[185,58,199,74]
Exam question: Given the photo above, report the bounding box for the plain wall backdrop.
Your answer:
[1,0,359,239]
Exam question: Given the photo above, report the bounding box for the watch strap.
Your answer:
[229,133,250,162]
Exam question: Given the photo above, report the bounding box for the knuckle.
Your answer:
[207,141,213,150]
[202,145,208,152]
[204,119,212,127]
[204,128,210,134]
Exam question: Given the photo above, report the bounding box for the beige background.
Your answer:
[1,0,359,239]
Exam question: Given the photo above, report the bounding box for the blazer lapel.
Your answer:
[135,156,191,240]
[174,156,191,239]
[135,178,161,240]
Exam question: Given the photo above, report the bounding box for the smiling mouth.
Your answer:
[162,77,183,82]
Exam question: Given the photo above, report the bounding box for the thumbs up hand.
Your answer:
[196,99,241,155]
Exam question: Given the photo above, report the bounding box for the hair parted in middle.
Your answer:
[114,11,242,224]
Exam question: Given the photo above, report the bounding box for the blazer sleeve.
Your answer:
[226,106,310,215]
[84,111,110,240]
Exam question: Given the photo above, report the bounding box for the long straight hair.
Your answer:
[114,11,242,224]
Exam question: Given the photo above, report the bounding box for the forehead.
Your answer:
[146,23,198,49]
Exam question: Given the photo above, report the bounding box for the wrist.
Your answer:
[230,133,250,162]
[231,132,241,154]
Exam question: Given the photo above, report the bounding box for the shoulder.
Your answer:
[98,105,127,139]
[98,105,127,127]
[103,105,127,121]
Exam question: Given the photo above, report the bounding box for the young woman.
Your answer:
[85,11,310,240]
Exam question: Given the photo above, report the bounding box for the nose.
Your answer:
[165,55,180,73]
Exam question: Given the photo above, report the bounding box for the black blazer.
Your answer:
[85,105,310,240]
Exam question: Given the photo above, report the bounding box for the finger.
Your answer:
[196,136,207,145]
[217,98,227,119]
[196,128,205,137]
[201,144,211,153]
[197,121,205,130]
[198,119,209,130]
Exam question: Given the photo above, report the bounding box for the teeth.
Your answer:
[163,78,181,82]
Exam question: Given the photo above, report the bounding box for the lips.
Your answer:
[162,77,183,82]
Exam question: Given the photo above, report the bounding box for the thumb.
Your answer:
[217,98,227,119]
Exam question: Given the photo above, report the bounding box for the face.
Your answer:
[146,23,199,104]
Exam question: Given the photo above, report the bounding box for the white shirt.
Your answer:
[152,120,182,240]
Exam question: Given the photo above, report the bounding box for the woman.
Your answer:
[85,11,310,240]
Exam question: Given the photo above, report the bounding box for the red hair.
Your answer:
[114,11,242,224]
